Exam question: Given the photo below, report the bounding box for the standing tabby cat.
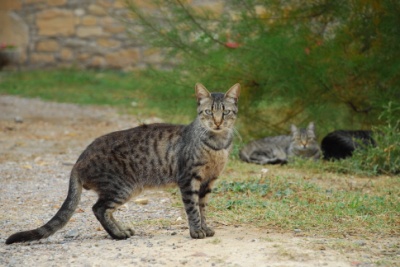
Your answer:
[239,122,321,164]
[6,83,240,244]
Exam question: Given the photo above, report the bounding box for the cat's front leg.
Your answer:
[179,177,206,239]
[199,180,215,237]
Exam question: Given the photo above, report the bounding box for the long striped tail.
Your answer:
[6,172,82,245]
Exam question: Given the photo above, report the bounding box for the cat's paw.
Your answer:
[111,228,135,240]
[122,227,135,237]
[202,226,215,237]
[190,228,206,239]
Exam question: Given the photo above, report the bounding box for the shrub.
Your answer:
[124,0,400,140]
[348,102,400,175]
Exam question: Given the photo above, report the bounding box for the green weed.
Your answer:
[210,165,400,237]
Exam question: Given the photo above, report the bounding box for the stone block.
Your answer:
[60,48,73,60]
[30,52,55,63]
[0,11,29,62]
[113,0,126,8]
[36,40,59,52]
[192,2,224,18]
[100,16,115,26]
[90,56,106,68]
[88,4,106,16]
[131,0,167,9]
[64,38,89,47]
[98,0,113,8]
[77,26,103,37]
[143,48,164,64]
[81,15,97,26]
[105,48,139,68]
[47,0,67,6]
[36,9,76,36]
[103,24,125,34]
[74,9,85,16]
[25,0,47,4]
[77,52,90,61]
[97,38,121,48]
[0,0,22,10]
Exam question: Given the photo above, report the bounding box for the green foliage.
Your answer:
[340,102,400,175]
[125,0,400,139]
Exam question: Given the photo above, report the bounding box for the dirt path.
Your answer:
[0,95,395,266]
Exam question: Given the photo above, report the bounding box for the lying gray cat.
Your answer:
[239,122,321,164]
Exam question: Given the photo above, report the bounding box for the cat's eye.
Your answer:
[204,109,213,115]
[223,110,231,115]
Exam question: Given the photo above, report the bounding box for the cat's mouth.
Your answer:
[212,126,223,132]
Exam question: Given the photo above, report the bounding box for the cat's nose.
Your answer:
[213,113,223,126]
[214,120,222,127]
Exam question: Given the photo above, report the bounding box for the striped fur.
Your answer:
[239,122,321,164]
[6,83,240,244]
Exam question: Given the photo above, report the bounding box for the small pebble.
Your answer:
[354,240,367,246]
[65,229,80,239]
[134,198,149,205]
[14,116,24,123]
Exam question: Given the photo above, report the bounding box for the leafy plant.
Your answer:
[348,101,400,175]
[124,0,400,140]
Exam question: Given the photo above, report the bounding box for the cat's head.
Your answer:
[195,83,240,133]
[290,122,319,151]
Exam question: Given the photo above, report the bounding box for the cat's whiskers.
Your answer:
[194,127,208,143]
[232,127,243,144]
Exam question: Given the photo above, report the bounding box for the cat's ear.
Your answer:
[307,122,315,131]
[225,83,240,103]
[195,83,211,104]
[290,124,298,134]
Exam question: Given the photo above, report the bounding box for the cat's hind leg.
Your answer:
[92,198,135,239]
[249,155,281,165]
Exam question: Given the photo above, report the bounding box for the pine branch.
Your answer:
[175,0,227,47]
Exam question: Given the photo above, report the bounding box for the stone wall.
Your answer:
[0,0,173,70]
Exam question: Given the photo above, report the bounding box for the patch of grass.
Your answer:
[209,161,400,238]
[207,238,222,245]
[0,69,195,124]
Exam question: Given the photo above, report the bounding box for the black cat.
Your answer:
[321,130,375,160]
